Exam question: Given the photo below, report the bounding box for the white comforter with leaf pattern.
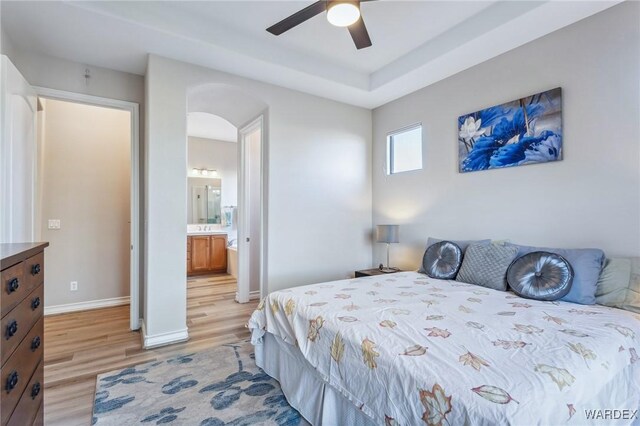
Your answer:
[248,272,640,425]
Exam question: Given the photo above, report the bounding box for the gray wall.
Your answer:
[0,26,15,59]
[9,49,144,104]
[143,55,372,341]
[187,136,238,210]
[372,2,640,270]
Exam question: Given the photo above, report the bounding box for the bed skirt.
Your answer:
[255,332,375,426]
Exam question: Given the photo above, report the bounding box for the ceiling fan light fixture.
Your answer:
[327,2,360,27]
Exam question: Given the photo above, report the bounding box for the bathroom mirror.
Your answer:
[188,177,222,224]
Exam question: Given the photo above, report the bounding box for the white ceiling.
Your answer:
[1,1,621,108]
[187,113,237,143]
[173,1,496,74]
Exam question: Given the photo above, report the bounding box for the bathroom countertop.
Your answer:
[186,224,231,235]
[187,230,229,236]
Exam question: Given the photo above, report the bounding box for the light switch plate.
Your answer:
[48,219,61,230]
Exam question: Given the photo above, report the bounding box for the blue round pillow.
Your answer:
[507,251,573,301]
[422,241,463,280]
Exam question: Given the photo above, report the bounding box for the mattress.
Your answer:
[249,272,640,425]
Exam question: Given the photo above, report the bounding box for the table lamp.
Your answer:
[376,224,399,273]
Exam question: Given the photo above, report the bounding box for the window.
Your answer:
[386,124,423,174]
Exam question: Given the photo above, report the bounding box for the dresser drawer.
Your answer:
[32,401,43,426]
[7,359,43,426]
[1,262,25,317]
[1,318,43,425]
[23,252,44,292]
[1,285,44,365]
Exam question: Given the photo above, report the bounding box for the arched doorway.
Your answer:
[186,84,268,305]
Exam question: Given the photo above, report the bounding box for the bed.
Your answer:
[248,272,640,425]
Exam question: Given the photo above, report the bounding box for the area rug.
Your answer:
[92,340,306,425]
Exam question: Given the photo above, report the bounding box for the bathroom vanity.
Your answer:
[187,233,228,276]
[186,165,236,276]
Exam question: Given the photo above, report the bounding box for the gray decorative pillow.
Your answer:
[426,238,491,253]
[596,257,640,313]
[626,258,640,313]
[507,252,574,301]
[418,238,490,274]
[456,243,519,291]
[422,241,462,280]
[505,243,603,305]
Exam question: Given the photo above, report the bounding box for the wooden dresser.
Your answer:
[0,243,48,426]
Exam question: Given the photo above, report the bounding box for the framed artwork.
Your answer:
[458,88,562,173]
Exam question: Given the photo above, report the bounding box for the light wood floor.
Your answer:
[43,274,258,426]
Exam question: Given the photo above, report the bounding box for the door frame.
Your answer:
[237,115,265,303]
[33,86,141,330]
[1,56,38,243]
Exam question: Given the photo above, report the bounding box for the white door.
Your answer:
[1,55,38,243]
[237,117,263,303]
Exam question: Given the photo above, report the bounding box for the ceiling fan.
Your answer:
[266,1,375,50]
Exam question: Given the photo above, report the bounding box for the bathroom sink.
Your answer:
[187,230,227,235]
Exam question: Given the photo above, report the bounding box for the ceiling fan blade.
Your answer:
[348,16,372,49]
[266,1,327,36]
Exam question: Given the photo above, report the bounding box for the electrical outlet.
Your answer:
[70,281,78,291]
[48,219,61,230]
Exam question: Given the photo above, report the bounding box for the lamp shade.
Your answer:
[376,225,399,244]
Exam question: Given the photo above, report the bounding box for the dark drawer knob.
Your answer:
[5,320,17,339]
[7,278,19,293]
[31,264,41,275]
[31,382,41,399]
[5,371,18,393]
[31,296,41,310]
[31,336,41,351]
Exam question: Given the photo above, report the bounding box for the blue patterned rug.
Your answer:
[92,340,306,425]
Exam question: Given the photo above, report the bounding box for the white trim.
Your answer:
[143,327,189,349]
[1,56,38,243]
[235,290,260,302]
[237,115,266,304]
[140,319,147,347]
[44,296,129,316]
[33,87,138,111]
[33,86,141,331]
[237,122,250,304]
[259,111,269,300]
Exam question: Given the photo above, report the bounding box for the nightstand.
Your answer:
[355,268,402,278]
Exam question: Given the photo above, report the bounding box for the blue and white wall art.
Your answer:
[458,88,563,173]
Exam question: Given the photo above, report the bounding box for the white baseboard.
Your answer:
[142,323,189,349]
[235,290,261,303]
[44,296,130,316]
